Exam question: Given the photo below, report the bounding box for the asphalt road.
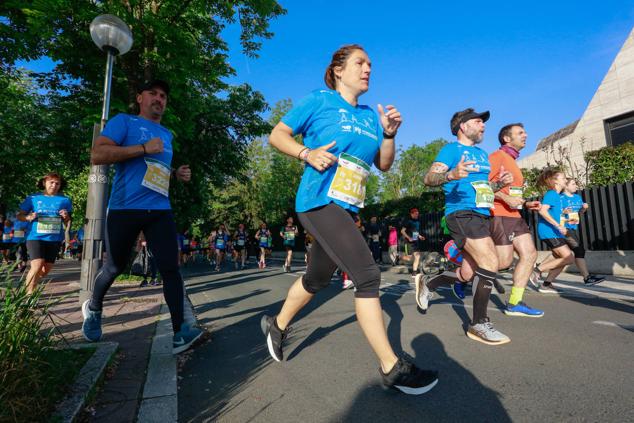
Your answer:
[178,261,634,423]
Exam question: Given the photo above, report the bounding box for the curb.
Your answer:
[137,291,197,423]
[53,341,119,423]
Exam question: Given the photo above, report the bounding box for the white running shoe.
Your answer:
[467,318,511,345]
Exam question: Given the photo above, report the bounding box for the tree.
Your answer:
[1,0,285,226]
[378,138,447,201]
[585,142,634,186]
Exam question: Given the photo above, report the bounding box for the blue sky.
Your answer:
[16,1,634,155]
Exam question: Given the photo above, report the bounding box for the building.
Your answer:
[518,27,634,173]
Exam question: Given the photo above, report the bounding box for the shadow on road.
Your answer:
[335,333,512,422]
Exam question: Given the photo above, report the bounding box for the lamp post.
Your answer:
[79,14,133,304]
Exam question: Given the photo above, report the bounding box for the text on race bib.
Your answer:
[471,181,495,209]
[142,158,171,197]
[36,216,62,235]
[509,186,524,209]
[13,230,25,238]
[327,153,370,208]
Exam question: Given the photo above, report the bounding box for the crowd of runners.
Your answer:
[0,43,609,397]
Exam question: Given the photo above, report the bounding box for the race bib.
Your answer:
[327,153,370,208]
[183,239,190,246]
[412,231,419,240]
[372,234,380,242]
[141,158,170,197]
[2,234,10,241]
[36,216,62,235]
[216,239,225,248]
[285,232,295,241]
[260,236,268,243]
[509,186,523,209]
[13,230,25,238]
[567,212,580,224]
[237,239,245,246]
[471,181,495,209]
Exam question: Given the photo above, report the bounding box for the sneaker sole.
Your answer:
[173,330,203,354]
[414,275,429,311]
[81,300,101,342]
[503,310,544,318]
[538,289,559,294]
[393,378,438,395]
[466,331,511,345]
[260,316,282,362]
[585,279,606,286]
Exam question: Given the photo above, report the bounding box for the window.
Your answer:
[605,111,634,147]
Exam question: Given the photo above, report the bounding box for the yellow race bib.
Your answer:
[142,158,170,197]
[327,153,370,208]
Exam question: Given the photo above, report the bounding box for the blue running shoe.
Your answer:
[173,325,203,354]
[452,282,466,300]
[81,300,102,342]
[504,301,544,318]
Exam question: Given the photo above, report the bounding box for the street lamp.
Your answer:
[79,14,133,304]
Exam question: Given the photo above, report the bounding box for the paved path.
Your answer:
[179,262,634,422]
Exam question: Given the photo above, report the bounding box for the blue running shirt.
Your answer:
[434,142,492,216]
[560,193,584,230]
[19,193,72,242]
[12,220,29,243]
[537,190,564,239]
[101,114,173,210]
[282,90,382,213]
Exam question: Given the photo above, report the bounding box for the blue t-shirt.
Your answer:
[282,90,382,213]
[11,220,29,243]
[101,114,174,210]
[2,225,12,243]
[537,190,564,239]
[435,142,492,216]
[561,193,584,230]
[19,193,72,242]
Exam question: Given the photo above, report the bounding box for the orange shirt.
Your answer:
[488,149,523,218]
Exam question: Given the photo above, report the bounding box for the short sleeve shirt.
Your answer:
[435,142,492,216]
[282,90,382,213]
[101,114,174,210]
[19,193,72,242]
[12,220,29,243]
[561,193,584,230]
[537,190,564,239]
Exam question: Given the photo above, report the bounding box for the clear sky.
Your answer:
[222,0,634,154]
[16,1,634,155]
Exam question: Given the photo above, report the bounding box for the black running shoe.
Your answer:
[260,315,290,362]
[380,357,438,395]
[584,275,606,285]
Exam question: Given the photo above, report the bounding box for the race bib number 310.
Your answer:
[327,153,370,208]
[142,158,171,197]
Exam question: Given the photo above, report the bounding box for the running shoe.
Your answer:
[528,268,542,289]
[452,282,466,300]
[139,279,148,287]
[172,325,203,354]
[414,274,433,311]
[260,315,290,362]
[380,357,439,395]
[504,301,544,318]
[538,283,559,294]
[81,300,102,342]
[584,275,606,285]
[215,266,220,272]
[342,279,355,290]
[467,318,511,345]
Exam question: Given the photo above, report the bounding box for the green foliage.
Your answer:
[378,138,447,201]
[521,167,545,196]
[361,192,445,221]
[0,266,91,422]
[586,142,634,186]
[1,0,285,225]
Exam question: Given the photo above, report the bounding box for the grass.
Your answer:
[0,264,94,422]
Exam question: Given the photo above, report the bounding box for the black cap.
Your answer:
[451,110,490,136]
[137,79,170,96]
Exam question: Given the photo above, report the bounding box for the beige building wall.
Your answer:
[519,27,634,172]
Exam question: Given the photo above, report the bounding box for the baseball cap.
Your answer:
[451,110,490,136]
[137,79,170,96]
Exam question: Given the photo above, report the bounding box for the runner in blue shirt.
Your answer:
[533,169,575,294]
[1,219,13,264]
[539,178,604,285]
[260,44,438,395]
[422,108,513,346]
[213,224,229,271]
[81,80,202,354]
[12,218,29,272]
[17,172,72,294]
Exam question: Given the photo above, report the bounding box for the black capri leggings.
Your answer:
[299,203,380,298]
[90,209,184,332]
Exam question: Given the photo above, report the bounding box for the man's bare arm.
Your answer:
[424,162,450,186]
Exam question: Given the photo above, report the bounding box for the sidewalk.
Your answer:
[36,259,164,422]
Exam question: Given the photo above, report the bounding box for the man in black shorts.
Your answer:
[401,208,425,277]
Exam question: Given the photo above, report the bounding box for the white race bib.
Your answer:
[327,153,370,208]
[285,231,295,241]
[471,181,495,209]
[142,158,170,197]
[2,234,10,241]
[509,186,523,209]
[13,230,25,238]
[372,234,380,242]
[36,216,62,235]
[237,239,245,246]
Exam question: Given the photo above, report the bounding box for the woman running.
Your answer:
[17,172,72,294]
[280,216,299,272]
[233,223,248,270]
[213,224,229,271]
[255,223,270,269]
[262,44,438,394]
[533,169,575,293]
